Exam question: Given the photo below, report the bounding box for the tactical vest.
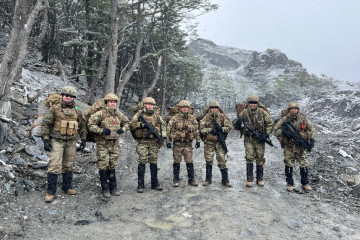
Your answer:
[281,113,312,146]
[203,113,226,142]
[243,108,267,134]
[52,104,79,136]
[96,109,122,141]
[133,111,162,139]
[170,114,196,142]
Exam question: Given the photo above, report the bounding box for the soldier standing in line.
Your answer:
[130,97,166,193]
[166,100,201,187]
[233,95,273,187]
[87,93,130,198]
[42,86,87,203]
[200,100,232,187]
[273,102,315,192]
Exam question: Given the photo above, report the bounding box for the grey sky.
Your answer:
[193,0,360,82]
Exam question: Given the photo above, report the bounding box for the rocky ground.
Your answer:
[0,88,360,239]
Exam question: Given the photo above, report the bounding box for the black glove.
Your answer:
[260,133,269,142]
[195,141,200,149]
[79,139,86,150]
[43,139,52,151]
[210,129,217,136]
[234,118,243,129]
[282,129,292,138]
[117,128,124,135]
[309,138,315,151]
[167,143,172,149]
[102,128,111,135]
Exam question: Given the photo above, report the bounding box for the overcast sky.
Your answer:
[193,0,360,82]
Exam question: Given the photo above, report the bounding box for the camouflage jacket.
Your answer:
[41,100,87,141]
[167,112,200,143]
[130,108,166,139]
[200,111,232,141]
[88,106,130,136]
[237,106,273,135]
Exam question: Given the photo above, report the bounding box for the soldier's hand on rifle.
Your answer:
[167,143,172,149]
[195,141,200,149]
[211,129,217,136]
[79,139,86,150]
[234,118,243,129]
[260,133,269,142]
[43,139,52,151]
[282,129,292,138]
[117,128,124,135]
[309,138,315,151]
[102,128,111,135]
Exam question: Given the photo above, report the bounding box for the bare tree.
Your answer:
[0,0,49,100]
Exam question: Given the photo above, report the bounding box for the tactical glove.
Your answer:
[102,128,111,135]
[282,129,292,138]
[79,139,86,150]
[43,139,52,151]
[234,118,243,129]
[309,138,315,151]
[260,133,269,142]
[195,141,200,149]
[210,129,217,136]
[117,128,124,135]
[167,143,172,149]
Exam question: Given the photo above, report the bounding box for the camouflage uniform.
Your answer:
[41,86,87,202]
[87,93,129,197]
[234,95,273,187]
[167,100,201,186]
[273,102,315,191]
[200,101,232,187]
[130,98,166,192]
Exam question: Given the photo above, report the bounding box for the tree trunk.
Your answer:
[143,56,162,98]
[0,0,48,100]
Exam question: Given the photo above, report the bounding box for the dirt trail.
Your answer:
[1,131,359,240]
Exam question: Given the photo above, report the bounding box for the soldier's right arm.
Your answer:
[41,107,56,140]
[166,116,176,143]
[200,115,212,135]
[273,117,285,137]
[130,112,142,131]
[88,111,104,134]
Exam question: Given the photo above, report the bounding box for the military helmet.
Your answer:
[288,101,300,109]
[61,86,76,98]
[247,95,259,103]
[178,100,191,108]
[143,97,156,105]
[104,93,119,102]
[209,100,220,108]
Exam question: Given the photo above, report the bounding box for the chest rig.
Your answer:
[171,114,196,142]
[52,105,79,136]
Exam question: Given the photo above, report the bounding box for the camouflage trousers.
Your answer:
[204,141,227,169]
[173,141,193,163]
[47,139,76,174]
[136,139,159,164]
[284,145,308,167]
[244,136,265,165]
[96,140,119,170]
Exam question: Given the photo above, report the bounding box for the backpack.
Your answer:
[235,101,270,117]
[165,106,194,123]
[83,98,106,142]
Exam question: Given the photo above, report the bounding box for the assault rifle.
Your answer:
[211,120,228,153]
[138,115,165,142]
[281,120,311,152]
[245,124,277,149]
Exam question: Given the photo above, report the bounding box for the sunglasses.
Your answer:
[63,94,75,98]
[249,101,257,104]
[210,107,218,109]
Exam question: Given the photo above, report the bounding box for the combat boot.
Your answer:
[203,164,212,186]
[220,168,232,187]
[300,167,312,191]
[246,163,254,187]
[137,164,146,193]
[108,169,120,196]
[173,163,180,187]
[150,163,163,191]
[186,163,198,186]
[45,173,58,203]
[99,170,110,198]
[285,165,294,192]
[256,165,264,187]
[61,171,76,195]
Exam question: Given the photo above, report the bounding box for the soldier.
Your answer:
[130,97,166,193]
[42,86,87,203]
[273,102,315,192]
[166,100,201,187]
[233,95,273,187]
[87,93,130,198]
[200,100,232,187]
